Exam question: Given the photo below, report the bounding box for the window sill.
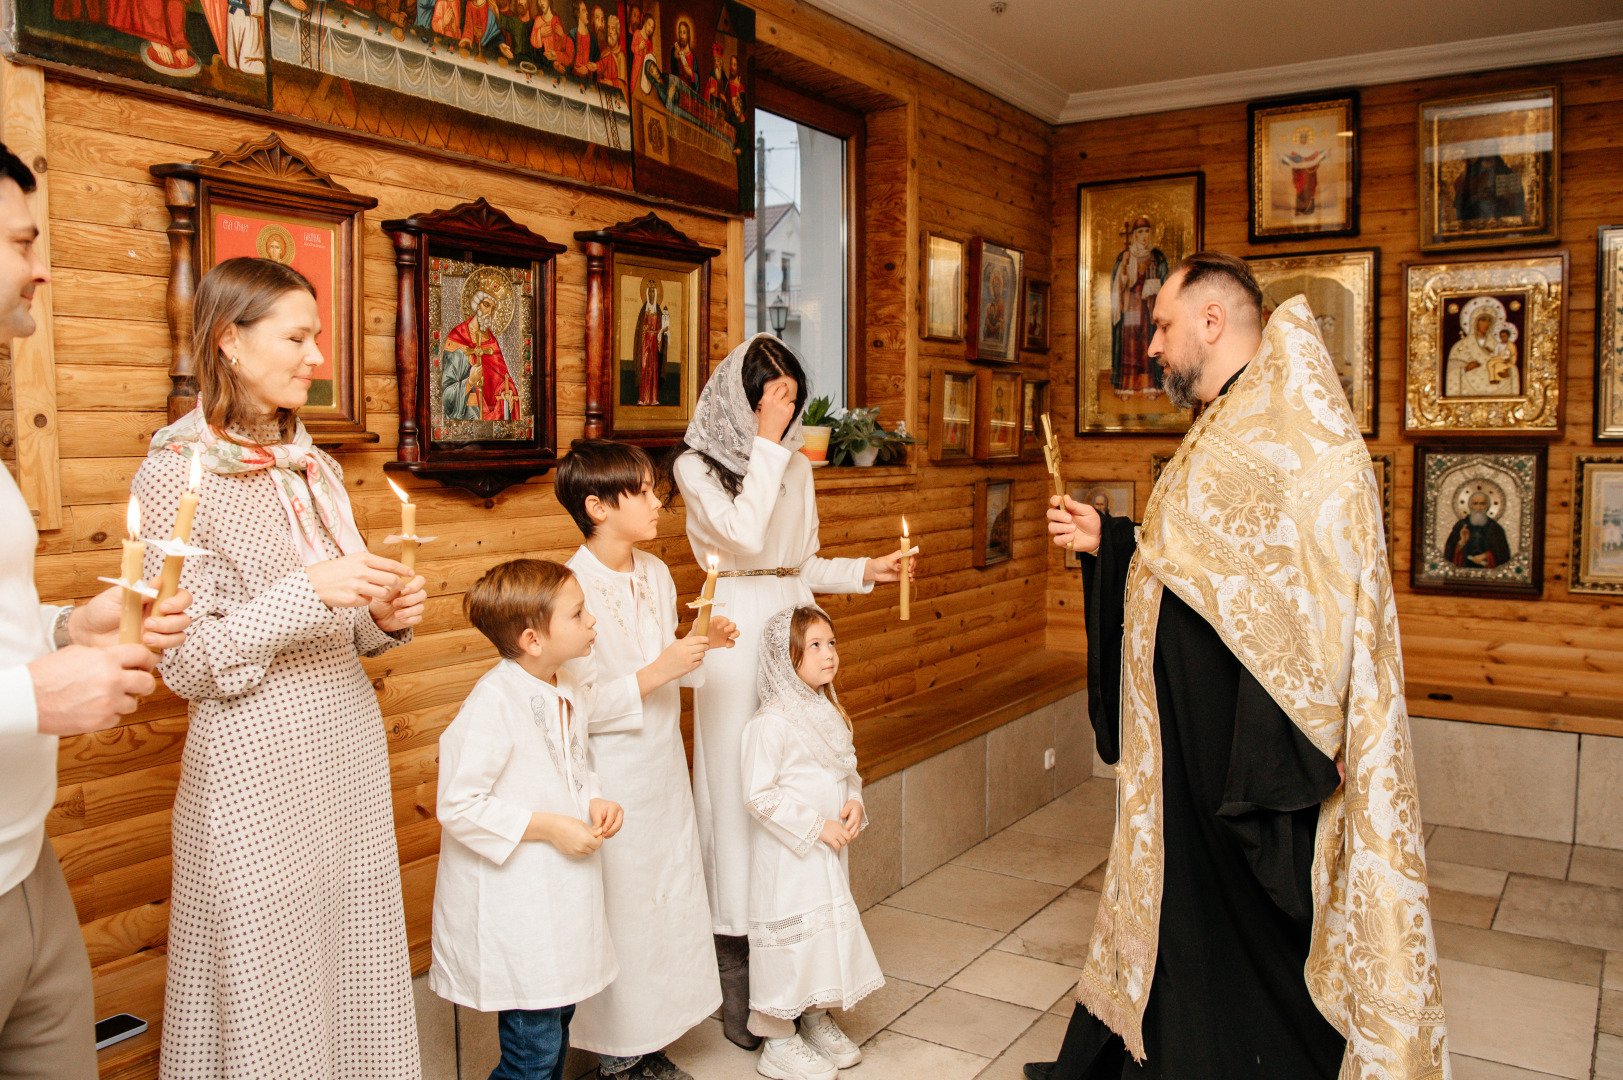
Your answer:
[810,463,916,492]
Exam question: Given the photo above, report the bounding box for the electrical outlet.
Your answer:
[1043,747,1056,770]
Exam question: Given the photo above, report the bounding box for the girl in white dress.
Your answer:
[662,333,908,1049]
[742,605,882,1080]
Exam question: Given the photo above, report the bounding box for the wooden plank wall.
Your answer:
[1045,56,1623,721]
[35,0,1056,994]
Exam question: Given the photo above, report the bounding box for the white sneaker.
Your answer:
[799,1011,862,1069]
[756,1034,837,1080]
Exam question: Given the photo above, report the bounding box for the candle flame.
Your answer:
[706,553,718,571]
[386,476,412,505]
[126,495,141,538]
[902,517,909,538]
[187,449,203,492]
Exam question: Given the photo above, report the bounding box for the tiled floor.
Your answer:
[655,779,1623,1080]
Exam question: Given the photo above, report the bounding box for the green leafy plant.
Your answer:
[828,407,916,466]
[802,395,835,428]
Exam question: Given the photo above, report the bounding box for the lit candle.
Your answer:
[156,450,202,609]
[693,554,719,637]
[119,496,145,645]
[387,477,418,574]
[899,518,910,622]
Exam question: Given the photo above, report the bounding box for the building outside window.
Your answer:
[744,107,851,409]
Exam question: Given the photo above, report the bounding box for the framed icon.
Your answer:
[1246,248,1379,434]
[1571,455,1623,595]
[924,232,965,342]
[1020,378,1051,461]
[1597,225,1623,442]
[975,368,1023,461]
[1404,253,1566,436]
[1418,86,1560,252]
[967,237,1023,363]
[1248,92,1359,242]
[1021,278,1051,352]
[1411,443,1545,598]
[928,364,977,463]
[1076,172,1203,433]
[973,478,1015,567]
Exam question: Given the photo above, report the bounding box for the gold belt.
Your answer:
[717,568,801,578]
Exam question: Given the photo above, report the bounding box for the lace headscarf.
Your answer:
[683,332,805,476]
[756,605,858,787]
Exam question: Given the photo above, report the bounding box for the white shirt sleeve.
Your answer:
[0,664,39,736]
[436,718,533,866]
[677,439,793,556]
[742,716,825,857]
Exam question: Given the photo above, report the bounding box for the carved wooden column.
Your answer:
[580,239,610,440]
[391,229,422,462]
[160,175,199,423]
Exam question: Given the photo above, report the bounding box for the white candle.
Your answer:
[155,450,202,610]
[693,554,719,637]
[387,477,418,575]
[119,496,144,646]
[899,518,910,622]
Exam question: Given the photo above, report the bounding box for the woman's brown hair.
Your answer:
[193,256,317,446]
[788,604,851,731]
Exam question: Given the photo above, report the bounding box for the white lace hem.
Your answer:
[748,974,886,1021]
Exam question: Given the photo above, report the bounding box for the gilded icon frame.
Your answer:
[1410,443,1545,599]
[1403,252,1567,437]
[1417,86,1560,252]
[1247,92,1359,243]
[1571,455,1623,595]
[1596,225,1623,442]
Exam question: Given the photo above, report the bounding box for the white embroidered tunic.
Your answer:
[429,661,617,1012]
[741,709,882,1019]
[674,437,871,934]
[562,546,721,1055]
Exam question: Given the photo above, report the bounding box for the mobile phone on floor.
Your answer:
[95,1013,148,1050]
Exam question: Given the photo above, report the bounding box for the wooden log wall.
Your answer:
[1045,56,1623,731]
[31,0,1056,1010]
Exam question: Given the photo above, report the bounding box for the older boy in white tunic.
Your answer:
[556,441,738,1080]
[432,560,625,1080]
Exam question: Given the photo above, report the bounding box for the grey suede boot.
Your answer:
[713,933,760,1051]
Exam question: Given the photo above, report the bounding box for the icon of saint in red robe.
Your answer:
[1109,217,1169,396]
[444,291,518,421]
[633,278,669,407]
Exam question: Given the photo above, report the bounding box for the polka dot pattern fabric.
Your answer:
[134,424,421,1080]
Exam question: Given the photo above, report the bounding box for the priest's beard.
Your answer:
[1163,343,1208,411]
[1469,511,1489,527]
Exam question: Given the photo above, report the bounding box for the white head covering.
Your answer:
[683,332,805,476]
[756,605,858,787]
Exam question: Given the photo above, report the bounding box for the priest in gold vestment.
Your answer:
[1034,253,1449,1080]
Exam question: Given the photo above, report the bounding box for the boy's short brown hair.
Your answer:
[555,439,655,538]
[465,559,574,659]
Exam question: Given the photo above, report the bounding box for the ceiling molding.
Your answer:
[797,2,1623,126]
[1056,19,1623,123]
[797,0,1070,121]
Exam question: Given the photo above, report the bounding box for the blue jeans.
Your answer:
[490,1004,576,1080]
[599,1053,641,1075]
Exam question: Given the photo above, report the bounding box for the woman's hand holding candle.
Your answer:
[307,552,417,609]
[371,574,427,633]
[862,545,919,584]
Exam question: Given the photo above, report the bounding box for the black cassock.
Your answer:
[1042,513,1347,1080]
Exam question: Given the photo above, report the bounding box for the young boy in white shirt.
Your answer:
[431,558,625,1080]
[555,440,738,1080]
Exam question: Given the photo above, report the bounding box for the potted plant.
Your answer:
[799,396,834,468]
[828,406,915,467]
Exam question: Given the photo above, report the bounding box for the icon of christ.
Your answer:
[443,290,518,421]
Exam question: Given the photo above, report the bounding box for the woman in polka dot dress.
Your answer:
[133,258,427,1079]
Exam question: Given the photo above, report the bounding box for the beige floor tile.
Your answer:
[1449,1055,1569,1080]
[953,831,1109,887]
[1434,922,1604,986]
[1427,828,1572,879]
[1571,845,1623,891]
[413,975,458,1080]
[839,1031,989,1080]
[1057,778,1117,809]
[996,888,1100,968]
[1602,989,1623,1037]
[1599,1034,1623,1080]
[1078,864,1107,891]
[862,905,1004,987]
[1493,874,1623,952]
[885,864,1064,932]
[1437,958,1598,1079]
[1009,791,1116,847]
[456,1005,502,1079]
[830,978,932,1047]
[1431,887,1499,929]
[972,1012,1070,1080]
[1610,953,1623,991]
[664,1017,768,1080]
[888,986,1040,1059]
[945,951,1082,1012]
[1428,860,1509,898]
